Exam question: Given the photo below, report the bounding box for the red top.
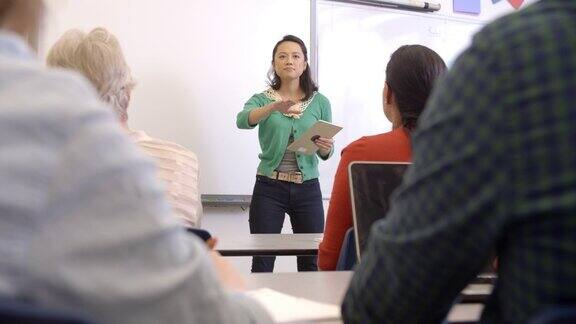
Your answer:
[318,127,412,270]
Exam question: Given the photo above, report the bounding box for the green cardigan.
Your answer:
[236,90,333,181]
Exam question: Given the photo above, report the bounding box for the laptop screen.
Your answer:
[348,161,409,259]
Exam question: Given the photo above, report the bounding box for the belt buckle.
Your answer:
[278,172,289,182]
[290,172,303,184]
[270,171,303,184]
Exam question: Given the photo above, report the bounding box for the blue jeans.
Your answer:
[249,175,325,272]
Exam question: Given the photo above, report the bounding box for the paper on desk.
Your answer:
[246,288,341,322]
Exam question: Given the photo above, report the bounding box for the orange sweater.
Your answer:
[318,127,412,270]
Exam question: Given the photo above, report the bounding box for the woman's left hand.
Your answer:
[314,137,334,157]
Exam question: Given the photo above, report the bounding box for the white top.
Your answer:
[0,31,271,324]
[128,130,202,228]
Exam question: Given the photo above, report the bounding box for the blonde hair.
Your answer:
[47,27,135,122]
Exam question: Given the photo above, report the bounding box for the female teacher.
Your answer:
[236,35,333,272]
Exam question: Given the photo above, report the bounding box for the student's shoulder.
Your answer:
[473,1,555,50]
[4,63,112,133]
[30,63,97,100]
[6,60,98,107]
[342,130,410,158]
[341,135,377,159]
[345,133,379,149]
[133,131,199,162]
[42,67,107,116]
[157,140,198,162]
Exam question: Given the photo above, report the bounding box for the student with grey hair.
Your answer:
[47,27,203,230]
[0,1,271,323]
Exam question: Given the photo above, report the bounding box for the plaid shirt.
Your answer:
[342,1,576,323]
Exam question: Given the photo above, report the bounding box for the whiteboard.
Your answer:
[315,1,484,197]
[40,0,310,197]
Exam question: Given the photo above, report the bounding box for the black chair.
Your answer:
[0,299,94,324]
[335,227,357,270]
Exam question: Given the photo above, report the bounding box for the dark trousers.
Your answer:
[249,175,325,272]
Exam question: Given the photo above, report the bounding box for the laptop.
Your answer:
[349,161,410,260]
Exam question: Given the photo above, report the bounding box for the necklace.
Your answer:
[263,88,316,119]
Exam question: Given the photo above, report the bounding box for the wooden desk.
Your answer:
[244,271,483,323]
[217,233,322,256]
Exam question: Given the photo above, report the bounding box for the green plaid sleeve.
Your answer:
[342,1,576,323]
[342,0,576,323]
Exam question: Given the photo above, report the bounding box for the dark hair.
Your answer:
[268,35,318,101]
[386,45,447,131]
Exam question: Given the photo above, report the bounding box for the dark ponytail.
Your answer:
[386,45,447,131]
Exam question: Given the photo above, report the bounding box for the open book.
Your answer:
[246,288,341,322]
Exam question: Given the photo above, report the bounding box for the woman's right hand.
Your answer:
[271,100,298,114]
[248,100,298,126]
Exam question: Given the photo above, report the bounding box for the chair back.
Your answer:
[336,227,357,270]
[349,161,409,259]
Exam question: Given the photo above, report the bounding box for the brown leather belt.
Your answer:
[261,171,303,184]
